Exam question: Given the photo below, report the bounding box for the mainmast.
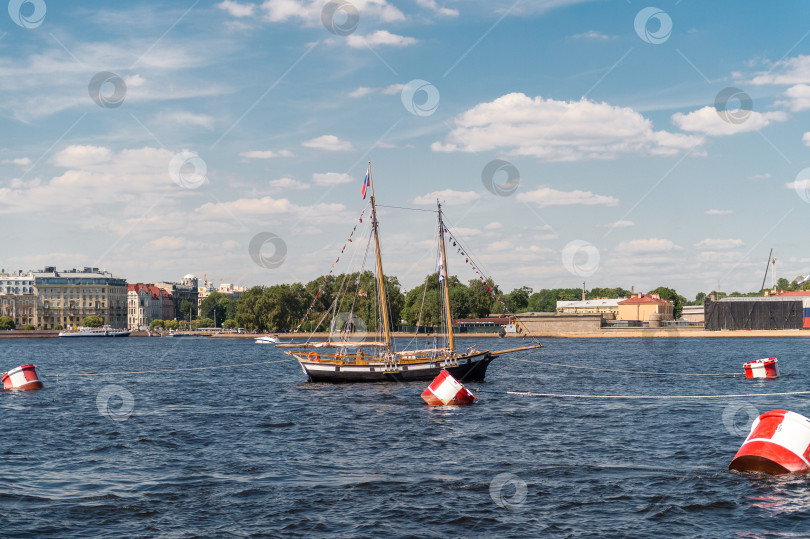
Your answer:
[437,202,455,354]
[368,163,393,354]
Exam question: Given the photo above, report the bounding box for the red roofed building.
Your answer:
[617,293,674,322]
[128,284,173,330]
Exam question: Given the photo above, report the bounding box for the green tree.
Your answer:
[234,286,266,330]
[468,278,500,318]
[193,317,215,329]
[647,286,687,319]
[164,319,180,330]
[222,319,238,329]
[0,316,15,330]
[179,300,197,322]
[506,286,532,313]
[777,277,791,291]
[149,319,164,330]
[24,324,35,330]
[200,291,230,327]
[54,324,63,331]
[82,315,104,327]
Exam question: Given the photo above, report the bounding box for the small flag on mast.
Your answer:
[362,165,370,199]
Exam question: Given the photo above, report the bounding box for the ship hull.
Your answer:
[298,351,494,383]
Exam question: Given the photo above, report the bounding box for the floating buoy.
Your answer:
[2,364,44,391]
[421,369,477,406]
[743,357,780,379]
[729,410,810,474]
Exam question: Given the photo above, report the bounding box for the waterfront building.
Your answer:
[154,274,198,320]
[0,271,38,328]
[556,298,623,320]
[127,284,173,330]
[617,293,674,322]
[32,267,127,329]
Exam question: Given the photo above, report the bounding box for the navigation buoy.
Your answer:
[743,357,780,379]
[421,369,477,406]
[2,364,44,391]
[729,410,810,474]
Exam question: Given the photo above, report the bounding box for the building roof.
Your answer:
[619,294,671,305]
[557,299,622,309]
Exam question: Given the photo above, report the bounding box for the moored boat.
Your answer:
[255,335,280,344]
[58,325,131,338]
[277,163,542,383]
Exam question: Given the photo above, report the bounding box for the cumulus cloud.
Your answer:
[240,149,294,159]
[671,106,787,136]
[597,220,634,228]
[154,111,215,130]
[348,84,404,98]
[1,157,32,166]
[269,177,309,190]
[776,84,810,111]
[694,238,744,251]
[301,135,354,151]
[803,132,810,147]
[416,0,458,16]
[312,172,354,186]
[431,93,702,161]
[412,189,480,206]
[747,54,810,85]
[614,238,682,254]
[517,186,618,207]
[347,31,418,48]
[219,0,405,26]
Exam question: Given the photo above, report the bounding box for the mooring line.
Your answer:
[42,358,294,378]
[506,357,743,376]
[474,388,810,399]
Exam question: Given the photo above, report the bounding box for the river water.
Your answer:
[2,336,810,537]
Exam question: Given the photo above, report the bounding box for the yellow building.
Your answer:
[617,293,674,321]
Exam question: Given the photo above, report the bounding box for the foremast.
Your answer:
[437,202,455,355]
[368,163,394,356]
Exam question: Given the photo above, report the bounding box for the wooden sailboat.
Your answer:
[277,164,542,383]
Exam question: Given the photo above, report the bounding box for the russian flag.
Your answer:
[361,166,370,199]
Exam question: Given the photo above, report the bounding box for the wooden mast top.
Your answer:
[368,163,393,354]
[437,202,455,353]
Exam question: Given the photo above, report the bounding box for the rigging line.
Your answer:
[473,388,810,399]
[507,357,743,376]
[43,358,293,378]
[376,204,437,213]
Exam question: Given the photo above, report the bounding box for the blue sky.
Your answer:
[3,0,810,299]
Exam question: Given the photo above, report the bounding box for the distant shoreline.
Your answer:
[2,328,810,339]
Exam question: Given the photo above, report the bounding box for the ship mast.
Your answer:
[437,202,455,354]
[368,163,393,354]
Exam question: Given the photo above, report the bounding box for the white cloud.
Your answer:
[1,157,32,166]
[485,222,502,230]
[312,172,354,186]
[256,0,404,25]
[706,209,732,215]
[517,186,619,207]
[694,238,744,251]
[416,0,459,16]
[597,220,634,228]
[412,189,480,206]
[747,54,810,85]
[348,83,405,98]
[217,0,256,18]
[671,106,788,136]
[269,177,309,190]
[431,93,702,161]
[614,238,682,254]
[154,111,215,130]
[776,84,810,111]
[748,173,771,180]
[302,135,354,151]
[240,149,294,159]
[195,196,350,225]
[804,132,810,147]
[572,30,612,40]
[346,31,418,49]
[51,145,114,168]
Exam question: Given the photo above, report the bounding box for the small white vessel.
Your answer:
[254,335,280,344]
[58,325,132,338]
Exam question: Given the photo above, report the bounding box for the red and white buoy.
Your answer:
[421,369,477,406]
[729,410,810,473]
[743,357,779,378]
[1,364,44,391]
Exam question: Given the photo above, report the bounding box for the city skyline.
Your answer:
[3,1,810,299]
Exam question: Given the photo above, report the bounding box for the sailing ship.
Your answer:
[277,164,542,383]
